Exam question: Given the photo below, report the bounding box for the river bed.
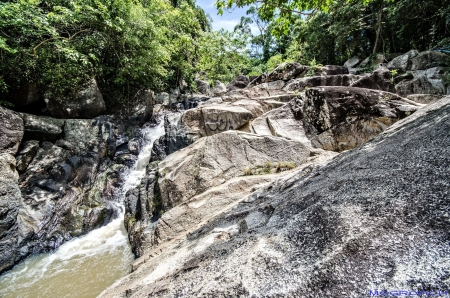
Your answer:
[0,121,165,298]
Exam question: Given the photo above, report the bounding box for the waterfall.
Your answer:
[0,121,166,298]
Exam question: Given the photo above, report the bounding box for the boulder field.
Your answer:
[101,96,450,298]
[0,49,449,298]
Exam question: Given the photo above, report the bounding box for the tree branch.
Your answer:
[32,29,91,56]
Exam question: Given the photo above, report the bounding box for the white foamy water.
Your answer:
[0,121,165,298]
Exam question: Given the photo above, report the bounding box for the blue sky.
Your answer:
[196,0,258,34]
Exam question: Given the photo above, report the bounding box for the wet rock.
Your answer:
[63,117,115,156]
[45,79,106,119]
[124,169,160,257]
[15,140,40,172]
[0,115,141,274]
[142,90,154,123]
[100,97,450,298]
[20,113,65,141]
[0,106,24,155]
[175,95,210,110]
[152,112,192,161]
[0,154,21,273]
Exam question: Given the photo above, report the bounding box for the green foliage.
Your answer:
[196,29,251,83]
[220,0,449,69]
[243,161,296,176]
[0,0,213,109]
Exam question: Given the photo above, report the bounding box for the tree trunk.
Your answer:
[372,2,383,55]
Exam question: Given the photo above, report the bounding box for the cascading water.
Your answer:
[0,121,165,298]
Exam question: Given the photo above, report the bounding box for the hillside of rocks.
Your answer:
[0,48,448,284]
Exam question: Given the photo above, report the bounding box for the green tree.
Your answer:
[0,0,212,110]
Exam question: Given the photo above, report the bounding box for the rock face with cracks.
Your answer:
[252,86,421,152]
[101,97,450,298]
[157,130,310,210]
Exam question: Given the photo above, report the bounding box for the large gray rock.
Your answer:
[100,96,450,298]
[283,74,359,92]
[302,86,420,151]
[195,80,212,96]
[396,67,448,97]
[182,99,268,138]
[45,79,106,119]
[20,113,65,141]
[344,56,361,68]
[387,50,419,70]
[226,75,250,91]
[0,106,24,155]
[251,98,310,144]
[212,80,227,96]
[350,68,395,92]
[0,154,21,273]
[251,87,420,153]
[152,99,276,161]
[409,51,449,70]
[157,130,310,210]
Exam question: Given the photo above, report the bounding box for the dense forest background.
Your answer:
[0,0,449,109]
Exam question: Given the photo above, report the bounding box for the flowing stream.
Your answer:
[0,121,165,298]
